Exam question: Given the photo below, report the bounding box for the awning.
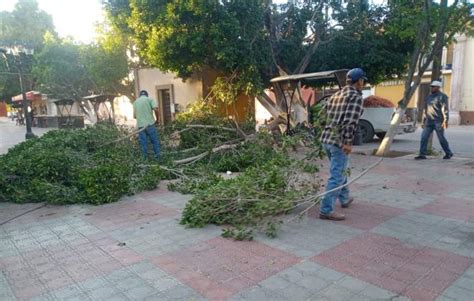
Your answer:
[11,91,42,102]
[270,69,349,88]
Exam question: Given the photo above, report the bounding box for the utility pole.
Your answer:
[0,46,36,139]
[16,53,36,139]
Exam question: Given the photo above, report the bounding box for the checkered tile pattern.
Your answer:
[152,237,300,301]
[417,197,474,222]
[1,156,474,301]
[313,233,474,301]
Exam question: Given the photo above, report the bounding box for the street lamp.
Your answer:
[0,45,36,139]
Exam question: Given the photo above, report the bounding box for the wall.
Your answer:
[0,102,7,117]
[460,38,474,115]
[373,71,453,109]
[136,69,203,114]
[373,80,417,108]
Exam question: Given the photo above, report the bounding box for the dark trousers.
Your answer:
[138,125,161,160]
[419,122,453,156]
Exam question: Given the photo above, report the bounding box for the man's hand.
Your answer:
[342,144,352,155]
[442,121,448,129]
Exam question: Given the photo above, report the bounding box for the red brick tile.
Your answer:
[151,237,299,300]
[405,287,439,301]
[244,268,272,282]
[312,233,474,301]
[417,197,474,222]
[204,287,234,301]
[310,202,404,230]
[223,276,255,292]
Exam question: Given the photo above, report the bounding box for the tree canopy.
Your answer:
[0,0,56,101]
[32,34,131,101]
[103,0,416,95]
[0,0,131,102]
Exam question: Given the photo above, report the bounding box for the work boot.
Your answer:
[414,155,427,160]
[319,212,346,221]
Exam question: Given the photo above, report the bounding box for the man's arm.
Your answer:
[442,95,449,128]
[154,108,160,125]
[150,98,160,125]
[422,98,428,127]
[341,93,364,152]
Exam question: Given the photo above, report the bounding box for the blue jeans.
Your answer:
[320,144,350,215]
[138,125,161,160]
[419,122,452,157]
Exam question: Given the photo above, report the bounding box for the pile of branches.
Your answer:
[0,123,163,204]
[156,102,326,240]
[1,100,327,239]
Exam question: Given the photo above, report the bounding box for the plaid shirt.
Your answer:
[320,85,364,147]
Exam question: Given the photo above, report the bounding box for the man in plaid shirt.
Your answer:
[319,68,366,221]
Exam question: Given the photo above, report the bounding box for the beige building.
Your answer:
[134,68,253,124]
[450,35,474,125]
[373,36,474,125]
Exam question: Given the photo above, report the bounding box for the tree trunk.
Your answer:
[375,0,450,156]
[427,42,444,153]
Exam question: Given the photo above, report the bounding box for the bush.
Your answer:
[0,123,160,204]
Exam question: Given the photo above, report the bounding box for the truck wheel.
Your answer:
[376,132,386,139]
[359,120,375,143]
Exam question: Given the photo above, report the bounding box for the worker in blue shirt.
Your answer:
[415,81,453,160]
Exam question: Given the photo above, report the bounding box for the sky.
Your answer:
[0,0,470,43]
[0,0,104,43]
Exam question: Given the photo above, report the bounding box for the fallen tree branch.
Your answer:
[171,124,238,137]
[232,119,248,139]
[139,164,189,180]
[173,142,245,165]
[166,147,198,154]
[286,157,384,223]
[186,124,236,132]
[99,127,147,147]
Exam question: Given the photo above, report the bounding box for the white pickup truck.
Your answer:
[267,69,418,143]
[358,107,417,143]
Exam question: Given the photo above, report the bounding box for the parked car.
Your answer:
[359,107,417,143]
[269,70,418,143]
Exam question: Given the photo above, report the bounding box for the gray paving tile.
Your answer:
[259,218,362,258]
[372,211,474,257]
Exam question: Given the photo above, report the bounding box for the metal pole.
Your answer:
[17,54,35,139]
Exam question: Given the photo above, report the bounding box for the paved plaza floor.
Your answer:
[1,117,474,300]
[1,152,474,301]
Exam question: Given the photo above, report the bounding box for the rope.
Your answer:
[98,126,148,147]
[286,157,383,223]
[0,204,47,226]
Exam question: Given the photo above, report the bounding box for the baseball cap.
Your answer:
[347,68,368,82]
[139,90,149,97]
[430,81,442,87]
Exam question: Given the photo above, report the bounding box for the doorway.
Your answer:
[156,85,174,125]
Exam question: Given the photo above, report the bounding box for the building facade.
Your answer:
[373,36,474,125]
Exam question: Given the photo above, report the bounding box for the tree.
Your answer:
[0,0,56,101]
[103,0,415,123]
[32,34,132,101]
[32,36,92,100]
[375,0,473,156]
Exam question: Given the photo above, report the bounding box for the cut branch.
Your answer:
[173,142,244,165]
